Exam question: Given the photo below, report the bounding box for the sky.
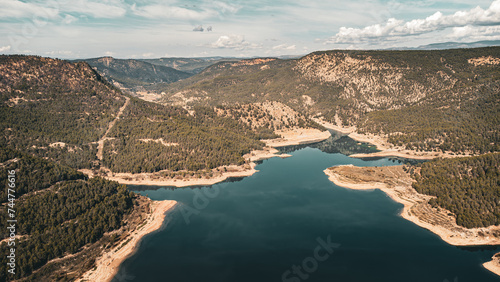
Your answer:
[1,0,500,59]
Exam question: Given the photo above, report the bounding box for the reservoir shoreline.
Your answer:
[86,125,499,281]
[77,200,177,282]
[80,129,331,187]
[323,165,500,277]
[314,118,473,160]
[77,128,330,281]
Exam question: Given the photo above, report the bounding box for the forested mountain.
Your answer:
[140,57,241,74]
[82,57,192,89]
[0,55,277,174]
[102,98,266,173]
[412,153,500,228]
[0,55,298,280]
[0,148,137,281]
[0,55,125,169]
[157,47,500,154]
[1,47,499,280]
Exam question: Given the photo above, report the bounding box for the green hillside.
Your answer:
[0,55,268,173]
[0,55,125,169]
[0,148,136,281]
[102,99,265,173]
[412,153,500,228]
[156,47,500,154]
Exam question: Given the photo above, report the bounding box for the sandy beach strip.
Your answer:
[77,200,177,282]
[86,162,259,187]
[316,118,472,160]
[82,128,329,187]
[264,128,331,147]
[349,150,443,160]
[484,258,500,277]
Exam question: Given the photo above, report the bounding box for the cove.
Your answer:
[119,136,500,282]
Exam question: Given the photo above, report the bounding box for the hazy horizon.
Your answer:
[1,0,500,59]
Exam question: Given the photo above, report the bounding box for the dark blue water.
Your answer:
[118,147,500,282]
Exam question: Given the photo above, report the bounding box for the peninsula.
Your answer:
[324,156,500,276]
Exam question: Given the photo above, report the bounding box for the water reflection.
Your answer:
[360,156,427,166]
[276,130,378,155]
[130,176,246,191]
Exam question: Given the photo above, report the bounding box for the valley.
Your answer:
[0,46,499,281]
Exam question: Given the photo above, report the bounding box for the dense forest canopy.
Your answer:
[0,148,135,281]
[412,153,500,228]
[103,98,266,173]
[0,55,284,174]
[0,55,125,169]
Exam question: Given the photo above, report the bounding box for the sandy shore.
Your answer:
[484,258,500,277]
[263,128,331,147]
[81,162,259,187]
[315,118,471,160]
[75,129,329,280]
[83,129,328,187]
[349,149,443,160]
[312,117,356,135]
[324,165,500,276]
[81,149,277,187]
[77,200,177,282]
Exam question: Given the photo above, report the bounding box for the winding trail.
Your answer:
[96,96,130,161]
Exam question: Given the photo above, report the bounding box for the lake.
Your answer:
[118,135,500,282]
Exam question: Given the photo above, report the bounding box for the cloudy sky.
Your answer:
[1,0,500,59]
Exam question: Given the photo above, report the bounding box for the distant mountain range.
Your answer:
[139,57,241,74]
[80,57,192,89]
[139,55,302,74]
[387,40,500,50]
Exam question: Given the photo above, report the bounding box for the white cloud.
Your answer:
[328,0,500,44]
[209,35,260,50]
[62,14,78,25]
[130,1,240,21]
[61,0,126,18]
[0,0,58,18]
[0,0,126,19]
[272,44,296,50]
[212,1,240,14]
[131,3,217,20]
[141,52,155,58]
[45,50,74,56]
[448,25,500,41]
[0,45,11,52]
